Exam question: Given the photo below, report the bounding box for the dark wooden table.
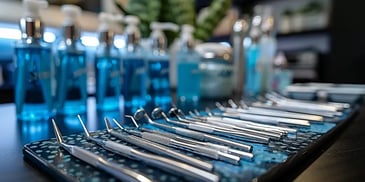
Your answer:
[1,99,365,181]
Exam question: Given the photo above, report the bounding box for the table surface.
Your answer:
[1,99,365,182]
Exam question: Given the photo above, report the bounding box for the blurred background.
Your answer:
[0,0,363,103]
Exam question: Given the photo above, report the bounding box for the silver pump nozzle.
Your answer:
[19,0,48,40]
[98,12,123,45]
[124,15,141,51]
[149,22,178,55]
[61,4,82,41]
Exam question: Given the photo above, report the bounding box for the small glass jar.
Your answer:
[195,43,233,98]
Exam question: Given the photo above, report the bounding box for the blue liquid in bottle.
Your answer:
[95,56,121,111]
[122,57,147,109]
[177,51,201,102]
[56,50,87,115]
[147,56,171,107]
[245,44,261,97]
[14,46,54,121]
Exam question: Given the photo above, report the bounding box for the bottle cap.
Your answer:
[22,0,48,18]
[61,4,81,26]
[98,12,123,33]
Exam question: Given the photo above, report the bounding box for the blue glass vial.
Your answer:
[14,0,54,121]
[55,5,87,115]
[244,43,261,97]
[121,15,147,112]
[94,13,123,111]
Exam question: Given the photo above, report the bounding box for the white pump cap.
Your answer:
[22,0,48,18]
[149,22,178,51]
[98,12,123,33]
[150,22,179,39]
[124,15,140,35]
[61,4,81,26]
[180,24,194,41]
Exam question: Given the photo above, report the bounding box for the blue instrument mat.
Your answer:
[23,107,358,182]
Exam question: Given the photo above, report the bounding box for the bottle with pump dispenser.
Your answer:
[259,5,277,93]
[94,13,123,111]
[244,6,263,97]
[14,0,54,121]
[146,22,178,107]
[121,15,147,112]
[176,24,201,102]
[55,4,87,115]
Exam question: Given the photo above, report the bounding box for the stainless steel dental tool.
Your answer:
[188,110,284,140]
[147,107,253,152]
[166,108,271,143]
[216,102,311,127]
[76,116,219,182]
[140,128,254,161]
[200,109,297,135]
[265,93,344,114]
[104,118,214,171]
[121,116,242,165]
[268,92,350,110]
[251,101,340,118]
[51,119,153,182]
[226,99,324,122]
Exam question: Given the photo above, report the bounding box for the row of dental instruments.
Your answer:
[49,93,350,181]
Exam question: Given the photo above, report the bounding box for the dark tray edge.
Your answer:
[23,146,76,182]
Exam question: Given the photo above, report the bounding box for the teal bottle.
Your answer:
[94,13,123,111]
[55,5,87,115]
[121,16,147,112]
[176,24,201,102]
[14,0,54,121]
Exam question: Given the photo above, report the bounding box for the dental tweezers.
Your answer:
[51,119,153,182]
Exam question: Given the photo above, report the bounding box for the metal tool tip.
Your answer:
[112,118,125,130]
[151,107,162,119]
[77,115,90,137]
[104,117,112,131]
[134,109,146,120]
[125,115,139,128]
[51,119,64,144]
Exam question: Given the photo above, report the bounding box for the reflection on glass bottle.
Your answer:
[17,119,50,145]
